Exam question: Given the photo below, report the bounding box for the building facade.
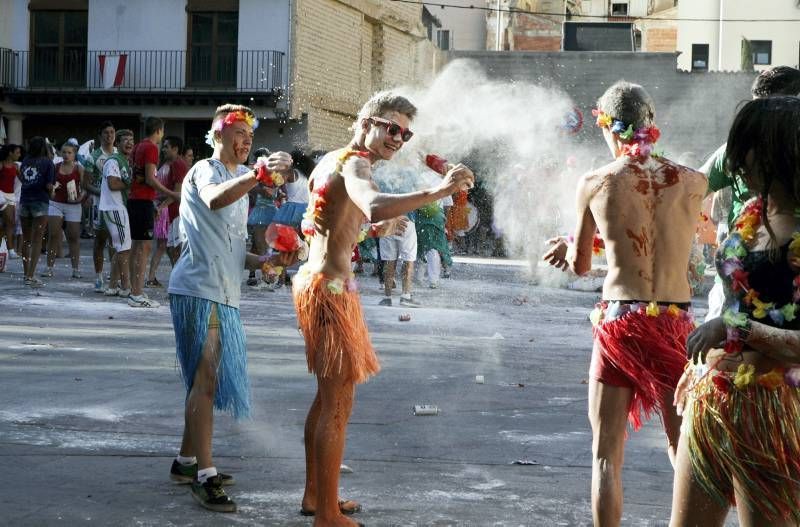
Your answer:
[676,0,800,72]
[288,0,439,149]
[0,0,438,153]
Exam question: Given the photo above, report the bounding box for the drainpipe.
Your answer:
[718,0,724,70]
[496,0,502,51]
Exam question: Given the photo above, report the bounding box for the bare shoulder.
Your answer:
[661,157,707,191]
[341,155,371,181]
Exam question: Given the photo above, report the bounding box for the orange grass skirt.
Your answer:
[292,271,380,384]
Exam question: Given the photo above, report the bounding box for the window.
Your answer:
[691,43,709,72]
[188,12,238,87]
[437,30,451,51]
[30,10,88,86]
[611,3,629,16]
[750,40,772,65]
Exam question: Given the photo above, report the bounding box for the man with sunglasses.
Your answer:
[293,90,474,526]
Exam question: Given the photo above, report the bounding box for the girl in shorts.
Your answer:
[44,141,85,279]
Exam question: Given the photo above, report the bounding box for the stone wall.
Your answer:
[446,50,756,160]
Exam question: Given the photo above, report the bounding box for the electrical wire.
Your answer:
[392,0,800,23]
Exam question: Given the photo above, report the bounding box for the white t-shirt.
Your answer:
[99,158,126,211]
[285,170,309,203]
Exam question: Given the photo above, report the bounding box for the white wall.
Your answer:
[0,0,30,50]
[88,0,187,51]
[435,0,486,51]
[238,0,290,90]
[678,0,800,71]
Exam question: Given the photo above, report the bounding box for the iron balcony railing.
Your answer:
[0,48,285,93]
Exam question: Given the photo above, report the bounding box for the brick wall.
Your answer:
[290,0,437,150]
[446,51,756,159]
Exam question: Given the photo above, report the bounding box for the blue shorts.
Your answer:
[18,201,49,219]
[272,202,306,228]
[169,294,250,419]
[247,204,277,226]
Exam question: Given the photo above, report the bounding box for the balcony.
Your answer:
[0,48,285,106]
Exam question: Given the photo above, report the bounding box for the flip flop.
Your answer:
[299,499,362,516]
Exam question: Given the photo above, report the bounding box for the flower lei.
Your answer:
[299,149,373,294]
[589,300,689,326]
[204,111,260,148]
[718,198,800,354]
[591,109,661,159]
[699,196,800,390]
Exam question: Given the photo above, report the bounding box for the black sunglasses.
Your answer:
[369,117,414,142]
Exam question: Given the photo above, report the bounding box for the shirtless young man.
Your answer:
[543,81,706,526]
[293,91,474,526]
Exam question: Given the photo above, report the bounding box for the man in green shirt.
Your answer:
[703,66,800,320]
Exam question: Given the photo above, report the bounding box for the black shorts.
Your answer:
[126,199,155,241]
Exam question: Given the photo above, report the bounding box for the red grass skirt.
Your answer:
[292,271,380,384]
[591,304,693,431]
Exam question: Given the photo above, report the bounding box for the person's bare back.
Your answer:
[583,156,706,302]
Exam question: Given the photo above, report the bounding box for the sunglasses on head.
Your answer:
[369,117,414,142]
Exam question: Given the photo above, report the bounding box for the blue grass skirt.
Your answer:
[169,294,250,419]
[271,202,306,228]
[247,203,278,226]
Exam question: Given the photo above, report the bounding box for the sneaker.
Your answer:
[118,288,131,297]
[251,280,274,291]
[399,296,421,308]
[378,298,392,307]
[40,268,54,278]
[72,269,82,279]
[128,295,160,308]
[145,278,162,288]
[170,461,235,486]
[246,276,258,287]
[270,280,283,290]
[190,476,237,513]
[8,249,19,259]
[25,277,45,287]
[104,287,120,296]
[442,269,451,279]
[94,277,104,293]
[429,283,439,289]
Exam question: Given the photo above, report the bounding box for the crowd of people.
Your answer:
[4,63,800,526]
[0,119,461,310]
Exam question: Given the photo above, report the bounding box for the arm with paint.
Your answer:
[542,175,597,275]
[200,152,291,211]
[343,156,474,223]
[743,322,800,364]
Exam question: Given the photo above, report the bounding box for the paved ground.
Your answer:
[0,242,738,526]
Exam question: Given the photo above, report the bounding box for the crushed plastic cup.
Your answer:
[413,405,439,416]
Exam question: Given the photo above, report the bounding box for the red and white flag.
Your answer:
[99,54,127,89]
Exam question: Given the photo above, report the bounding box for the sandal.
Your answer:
[300,499,362,517]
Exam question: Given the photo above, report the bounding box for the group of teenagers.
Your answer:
[165,64,800,527]
[0,120,192,309]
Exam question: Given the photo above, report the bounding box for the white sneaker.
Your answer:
[94,277,104,293]
[41,268,54,278]
[128,294,160,308]
[24,277,45,288]
[8,249,18,259]
[118,288,131,297]
[72,269,82,279]
[104,287,120,296]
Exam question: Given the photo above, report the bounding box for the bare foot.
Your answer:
[301,497,361,516]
